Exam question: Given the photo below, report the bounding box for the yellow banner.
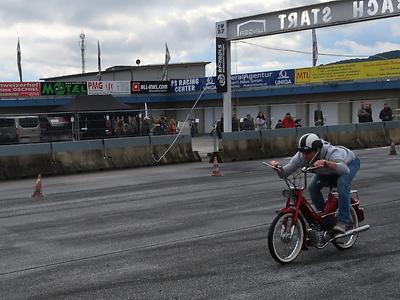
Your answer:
[295,58,400,84]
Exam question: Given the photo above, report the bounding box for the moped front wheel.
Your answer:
[268,212,304,264]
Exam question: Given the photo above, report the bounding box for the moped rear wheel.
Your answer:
[268,212,304,264]
[333,207,359,250]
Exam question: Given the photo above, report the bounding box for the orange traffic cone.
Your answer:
[32,174,43,198]
[389,141,397,155]
[211,157,222,176]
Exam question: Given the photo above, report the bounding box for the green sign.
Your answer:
[41,82,87,96]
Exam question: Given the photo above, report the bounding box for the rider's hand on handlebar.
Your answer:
[314,159,326,168]
[270,160,282,169]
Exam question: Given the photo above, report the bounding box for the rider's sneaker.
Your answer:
[333,222,347,234]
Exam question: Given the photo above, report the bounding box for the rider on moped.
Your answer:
[270,133,360,234]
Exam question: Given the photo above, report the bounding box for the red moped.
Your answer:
[264,162,370,264]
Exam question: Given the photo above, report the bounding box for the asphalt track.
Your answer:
[0,146,399,299]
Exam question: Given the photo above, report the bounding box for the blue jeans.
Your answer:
[308,158,360,224]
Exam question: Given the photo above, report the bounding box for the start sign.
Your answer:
[217,0,400,41]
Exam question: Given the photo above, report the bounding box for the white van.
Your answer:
[0,116,41,144]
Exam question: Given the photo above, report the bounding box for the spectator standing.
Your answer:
[255,112,267,130]
[159,114,167,134]
[243,113,255,131]
[379,103,393,122]
[358,102,369,123]
[141,116,152,136]
[115,119,126,136]
[275,119,283,129]
[282,113,296,128]
[232,112,239,132]
[167,119,177,134]
[365,103,373,122]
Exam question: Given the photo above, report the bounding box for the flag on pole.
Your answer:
[97,40,101,80]
[312,29,318,67]
[144,102,148,119]
[161,43,170,81]
[17,37,23,82]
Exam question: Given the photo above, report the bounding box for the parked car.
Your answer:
[39,115,72,142]
[0,116,41,144]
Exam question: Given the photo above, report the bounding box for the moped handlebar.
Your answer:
[262,162,282,172]
[301,165,321,173]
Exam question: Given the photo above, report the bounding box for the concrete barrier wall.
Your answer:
[52,140,108,173]
[326,124,360,149]
[220,122,400,162]
[104,136,153,168]
[384,121,400,144]
[356,122,389,148]
[221,131,263,161]
[0,135,198,180]
[0,143,55,179]
[261,129,297,158]
[150,135,200,164]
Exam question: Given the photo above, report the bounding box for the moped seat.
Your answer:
[317,176,338,188]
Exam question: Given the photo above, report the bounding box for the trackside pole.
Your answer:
[223,41,232,134]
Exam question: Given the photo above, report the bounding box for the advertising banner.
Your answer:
[170,78,213,93]
[87,81,131,95]
[170,69,295,93]
[230,69,295,88]
[296,58,400,84]
[216,37,228,93]
[131,81,170,93]
[41,82,87,96]
[0,82,41,97]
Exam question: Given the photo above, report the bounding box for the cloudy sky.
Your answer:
[1,0,400,81]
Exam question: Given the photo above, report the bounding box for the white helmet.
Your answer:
[297,133,323,153]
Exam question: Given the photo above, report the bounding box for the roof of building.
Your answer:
[39,61,211,81]
[50,95,132,112]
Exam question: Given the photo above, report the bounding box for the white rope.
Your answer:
[151,67,216,163]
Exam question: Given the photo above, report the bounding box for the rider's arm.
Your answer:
[281,152,304,176]
[316,159,349,175]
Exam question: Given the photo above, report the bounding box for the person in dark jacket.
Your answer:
[243,114,255,131]
[365,103,373,122]
[379,103,393,122]
[232,113,239,132]
[358,102,369,123]
[275,119,283,129]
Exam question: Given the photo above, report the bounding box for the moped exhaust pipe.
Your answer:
[332,224,370,240]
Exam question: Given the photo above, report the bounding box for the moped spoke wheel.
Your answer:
[333,207,359,250]
[268,212,304,264]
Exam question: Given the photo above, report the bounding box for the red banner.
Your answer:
[0,82,41,97]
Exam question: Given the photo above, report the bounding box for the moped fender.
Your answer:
[276,207,295,214]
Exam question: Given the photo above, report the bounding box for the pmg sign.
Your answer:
[218,0,400,41]
[87,81,130,95]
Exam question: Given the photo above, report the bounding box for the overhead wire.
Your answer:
[238,40,390,59]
